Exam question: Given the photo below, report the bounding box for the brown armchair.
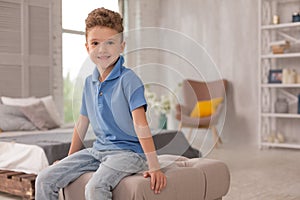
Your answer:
[175,79,228,148]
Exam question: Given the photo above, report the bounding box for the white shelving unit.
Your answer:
[261,52,300,58]
[261,21,300,29]
[261,113,300,118]
[259,0,300,149]
[261,83,300,88]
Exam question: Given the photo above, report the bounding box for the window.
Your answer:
[62,0,119,123]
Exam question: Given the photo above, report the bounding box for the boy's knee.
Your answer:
[36,167,57,189]
[36,170,47,186]
[85,180,108,194]
[36,168,51,182]
[85,180,111,199]
[35,169,53,196]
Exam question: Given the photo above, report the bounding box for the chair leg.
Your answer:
[178,122,183,131]
[211,126,222,148]
[219,137,223,144]
[178,123,193,142]
[187,128,193,141]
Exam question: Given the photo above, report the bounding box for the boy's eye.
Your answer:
[106,41,114,45]
[91,41,99,46]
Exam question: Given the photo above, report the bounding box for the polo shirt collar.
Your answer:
[92,67,100,83]
[106,56,124,81]
[92,56,124,83]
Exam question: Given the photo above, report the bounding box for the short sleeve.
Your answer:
[130,86,147,112]
[80,79,88,117]
[122,70,147,112]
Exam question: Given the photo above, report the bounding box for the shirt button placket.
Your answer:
[98,83,104,108]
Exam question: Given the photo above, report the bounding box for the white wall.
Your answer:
[126,0,259,145]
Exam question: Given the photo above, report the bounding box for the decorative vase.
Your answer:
[273,15,280,24]
[275,97,289,113]
[158,113,167,129]
[167,110,178,130]
[282,68,289,84]
[287,69,297,84]
[297,74,300,83]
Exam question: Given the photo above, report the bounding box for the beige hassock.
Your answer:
[62,155,230,200]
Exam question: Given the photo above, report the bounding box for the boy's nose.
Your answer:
[97,43,107,52]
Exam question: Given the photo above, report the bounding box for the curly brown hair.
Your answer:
[85,7,123,41]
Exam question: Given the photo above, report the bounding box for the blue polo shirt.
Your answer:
[80,56,147,154]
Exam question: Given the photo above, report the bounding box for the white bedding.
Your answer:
[0,141,49,174]
[0,127,75,174]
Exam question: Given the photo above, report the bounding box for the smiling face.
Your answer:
[85,26,125,73]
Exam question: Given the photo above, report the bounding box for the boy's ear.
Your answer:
[85,43,90,53]
[120,41,125,52]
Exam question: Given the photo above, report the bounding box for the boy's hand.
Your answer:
[52,160,60,165]
[143,170,167,194]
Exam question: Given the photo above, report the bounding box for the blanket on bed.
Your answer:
[0,128,95,174]
[0,142,49,174]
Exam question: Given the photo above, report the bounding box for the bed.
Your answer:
[0,127,96,174]
[0,127,95,199]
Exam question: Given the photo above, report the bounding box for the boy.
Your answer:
[35,7,166,200]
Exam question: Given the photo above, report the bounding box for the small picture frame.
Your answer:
[268,69,282,83]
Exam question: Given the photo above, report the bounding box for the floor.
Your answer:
[1,142,300,200]
[208,144,300,200]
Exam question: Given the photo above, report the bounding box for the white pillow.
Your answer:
[1,95,63,127]
[20,101,59,130]
[40,96,63,126]
[1,96,37,106]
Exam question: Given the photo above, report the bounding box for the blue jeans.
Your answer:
[35,148,147,200]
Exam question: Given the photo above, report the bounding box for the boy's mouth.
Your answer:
[97,55,111,60]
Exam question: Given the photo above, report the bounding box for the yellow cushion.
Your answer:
[190,98,223,118]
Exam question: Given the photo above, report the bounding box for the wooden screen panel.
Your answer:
[29,65,51,97]
[0,1,21,54]
[0,65,22,97]
[29,5,50,56]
